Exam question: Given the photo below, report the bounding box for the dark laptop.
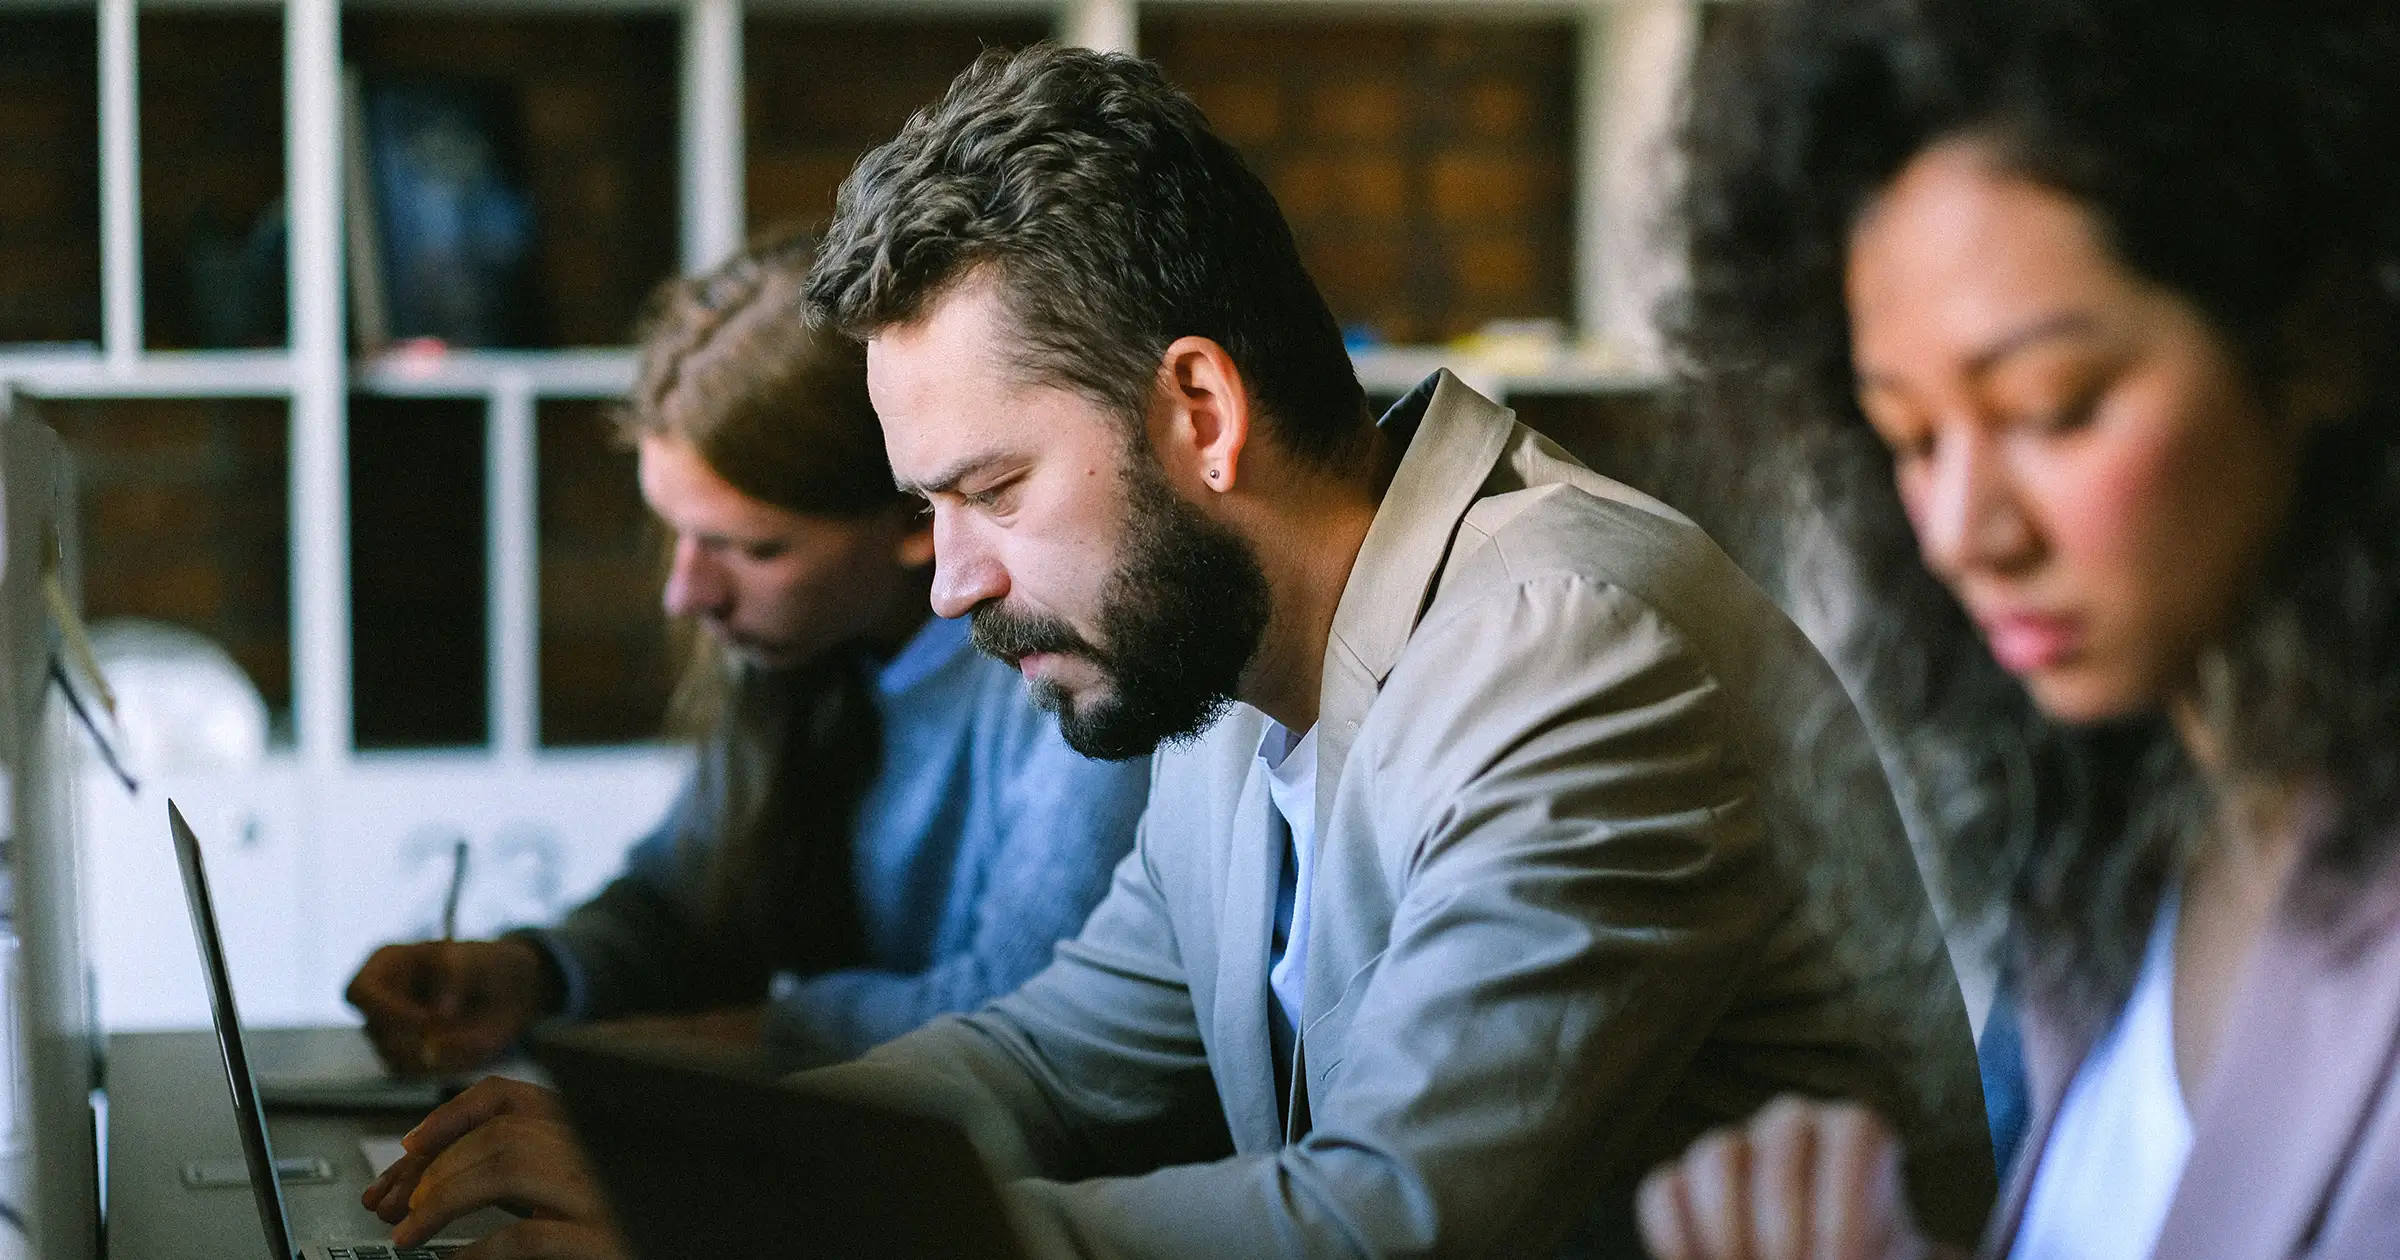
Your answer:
[530,1024,1031,1260]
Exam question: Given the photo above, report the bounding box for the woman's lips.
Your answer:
[1979,612,2082,674]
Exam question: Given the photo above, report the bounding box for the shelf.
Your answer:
[74,0,1622,12]
[353,346,637,398]
[0,343,1659,403]
[1350,344,1659,399]
[0,348,294,397]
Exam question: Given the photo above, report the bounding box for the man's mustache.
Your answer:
[969,601,1101,666]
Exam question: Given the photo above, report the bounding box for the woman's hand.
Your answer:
[1637,1096,1954,1260]
[362,1077,628,1260]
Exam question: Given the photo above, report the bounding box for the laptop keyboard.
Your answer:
[326,1245,468,1260]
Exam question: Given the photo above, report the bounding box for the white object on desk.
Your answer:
[359,1137,409,1178]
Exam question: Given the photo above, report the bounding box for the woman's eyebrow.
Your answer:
[1964,312,2109,376]
[1856,311,2111,396]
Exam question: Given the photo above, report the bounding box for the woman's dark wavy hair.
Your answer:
[1676,0,2400,1024]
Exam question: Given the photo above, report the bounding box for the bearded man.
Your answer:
[362,44,1993,1260]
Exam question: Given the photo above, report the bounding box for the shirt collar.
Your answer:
[1253,720,1314,775]
[875,614,974,697]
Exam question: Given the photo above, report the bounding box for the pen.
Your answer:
[424,839,470,1074]
[439,838,470,942]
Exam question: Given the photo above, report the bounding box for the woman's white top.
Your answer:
[2009,893,2194,1260]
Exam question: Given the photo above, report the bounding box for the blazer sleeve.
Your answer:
[760,731,1149,1065]
[796,792,1233,1192]
[980,575,1778,1258]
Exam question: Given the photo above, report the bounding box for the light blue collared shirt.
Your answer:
[1263,719,1318,1118]
[537,615,1151,1064]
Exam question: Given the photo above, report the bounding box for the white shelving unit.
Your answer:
[1,0,1696,1029]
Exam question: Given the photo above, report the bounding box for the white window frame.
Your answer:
[1,0,1696,768]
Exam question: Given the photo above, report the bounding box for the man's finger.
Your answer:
[396,1118,601,1246]
[360,1017,429,1074]
[403,1078,562,1158]
[1811,1105,1897,1260]
[364,1149,434,1219]
[394,1123,542,1246]
[349,947,437,1018]
[1682,1129,1755,1260]
[1637,1166,1698,1260]
[1747,1098,1818,1260]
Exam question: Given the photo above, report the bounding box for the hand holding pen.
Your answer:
[342,842,558,1075]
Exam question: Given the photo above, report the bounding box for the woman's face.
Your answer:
[1846,142,2310,724]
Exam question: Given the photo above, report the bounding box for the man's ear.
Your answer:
[1156,336,1252,495]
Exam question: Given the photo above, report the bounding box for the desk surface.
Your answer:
[108,1028,506,1260]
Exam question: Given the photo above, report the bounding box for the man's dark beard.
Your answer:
[970,453,1272,761]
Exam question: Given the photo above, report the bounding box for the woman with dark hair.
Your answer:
[345,232,1149,1071]
[1637,1,2400,1257]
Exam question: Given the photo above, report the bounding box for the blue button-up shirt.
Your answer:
[535,615,1150,1063]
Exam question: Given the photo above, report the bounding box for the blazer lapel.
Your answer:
[1212,760,1285,1152]
[1316,370,1515,830]
[1984,985,2104,1253]
[2149,871,2400,1259]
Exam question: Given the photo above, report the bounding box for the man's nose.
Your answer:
[928,511,1008,621]
[661,538,729,620]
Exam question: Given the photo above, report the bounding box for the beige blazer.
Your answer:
[805,372,1991,1258]
[1991,864,2400,1259]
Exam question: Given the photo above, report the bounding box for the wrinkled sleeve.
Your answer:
[516,775,769,1019]
[763,724,1150,1064]
[797,787,1234,1202]
[823,576,1778,1259]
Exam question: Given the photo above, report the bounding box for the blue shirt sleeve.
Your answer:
[511,774,744,1021]
[762,673,1149,1065]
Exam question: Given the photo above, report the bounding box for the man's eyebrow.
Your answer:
[895,451,1015,498]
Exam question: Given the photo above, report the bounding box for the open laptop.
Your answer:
[530,1024,1031,1260]
[169,798,471,1260]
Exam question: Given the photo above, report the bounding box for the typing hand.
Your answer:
[1636,1096,1953,1260]
[346,940,551,1075]
[363,1077,627,1260]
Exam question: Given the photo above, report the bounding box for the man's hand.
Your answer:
[1636,1096,1955,1260]
[346,939,556,1075]
[362,1077,627,1260]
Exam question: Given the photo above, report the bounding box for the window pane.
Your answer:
[50,398,293,741]
[141,12,286,351]
[350,397,487,749]
[347,13,677,349]
[537,400,670,746]
[745,14,1050,232]
[0,11,100,346]
[1144,11,1578,345]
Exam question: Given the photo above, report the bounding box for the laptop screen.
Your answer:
[170,799,301,1260]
